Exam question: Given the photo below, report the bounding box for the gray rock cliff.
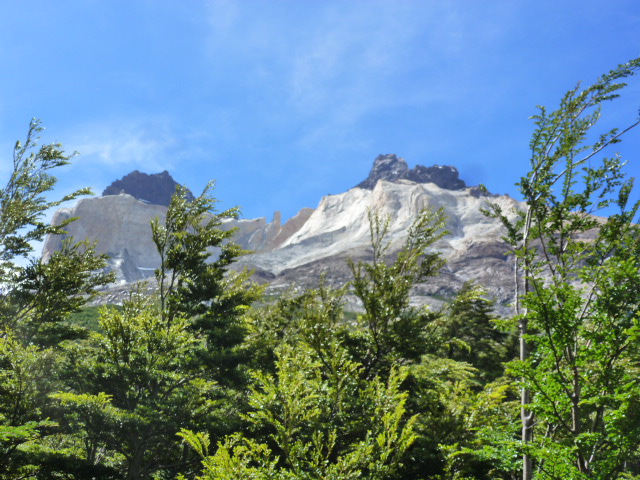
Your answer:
[43,156,519,312]
[41,195,314,285]
[234,178,519,312]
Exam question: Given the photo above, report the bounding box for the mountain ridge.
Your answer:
[42,155,518,312]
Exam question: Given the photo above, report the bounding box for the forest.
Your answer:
[1,60,639,480]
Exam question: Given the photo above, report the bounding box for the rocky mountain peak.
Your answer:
[44,156,518,313]
[356,154,466,191]
[102,170,195,206]
[355,154,409,189]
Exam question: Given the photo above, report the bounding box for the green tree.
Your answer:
[0,336,59,479]
[0,120,113,478]
[241,208,481,480]
[0,119,90,281]
[348,208,447,377]
[423,285,520,480]
[151,181,263,449]
[348,208,489,479]
[55,293,216,480]
[151,183,262,387]
[485,57,640,479]
[0,119,108,337]
[242,280,349,376]
[181,335,417,480]
[10,239,112,347]
[437,282,514,385]
[54,182,262,479]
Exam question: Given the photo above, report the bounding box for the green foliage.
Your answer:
[343,207,486,479]
[0,334,60,478]
[55,292,217,479]
[244,281,349,375]
[10,239,112,346]
[47,180,264,478]
[399,354,482,479]
[182,206,457,479]
[211,208,487,480]
[349,208,447,376]
[0,121,112,343]
[183,343,417,480]
[438,379,521,480]
[437,282,515,385]
[0,120,116,478]
[151,182,260,324]
[150,180,264,466]
[67,305,106,333]
[483,57,640,479]
[0,119,90,281]
[152,182,262,387]
[178,432,282,480]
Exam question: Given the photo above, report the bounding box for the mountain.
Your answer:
[42,157,520,312]
[102,170,195,206]
[233,177,518,312]
[356,154,466,191]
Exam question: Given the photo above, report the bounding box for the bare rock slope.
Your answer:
[43,157,519,311]
[236,178,519,311]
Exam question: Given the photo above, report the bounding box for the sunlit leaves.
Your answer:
[483,57,640,479]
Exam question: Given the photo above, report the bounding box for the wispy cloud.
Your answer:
[200,1,516,152]
[64,117,180,172]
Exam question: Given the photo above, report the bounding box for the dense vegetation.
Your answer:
[0,59,639,479]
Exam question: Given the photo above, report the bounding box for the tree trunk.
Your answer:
[520,316,533,480]
[127,440,147,480]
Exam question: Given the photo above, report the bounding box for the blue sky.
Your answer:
[1,1,639,222]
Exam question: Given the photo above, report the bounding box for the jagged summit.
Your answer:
[356,154,466,190]
[102,170,195,206]
[45,155,518,311]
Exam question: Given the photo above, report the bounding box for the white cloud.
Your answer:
[271,2,513,130]
[196,1,528,156]
[64,117,179,172]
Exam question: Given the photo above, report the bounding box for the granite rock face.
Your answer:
[356,154,410,189]
[102,170,195,206]
[42,195,166,284]
[41,196,314,285]
[43,157,519,312]
[406,164,466,190]
[234,179,520,313]
[356,154,466,191]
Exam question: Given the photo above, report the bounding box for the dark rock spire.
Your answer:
[102,170,195,206]
[356,154,466,190]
